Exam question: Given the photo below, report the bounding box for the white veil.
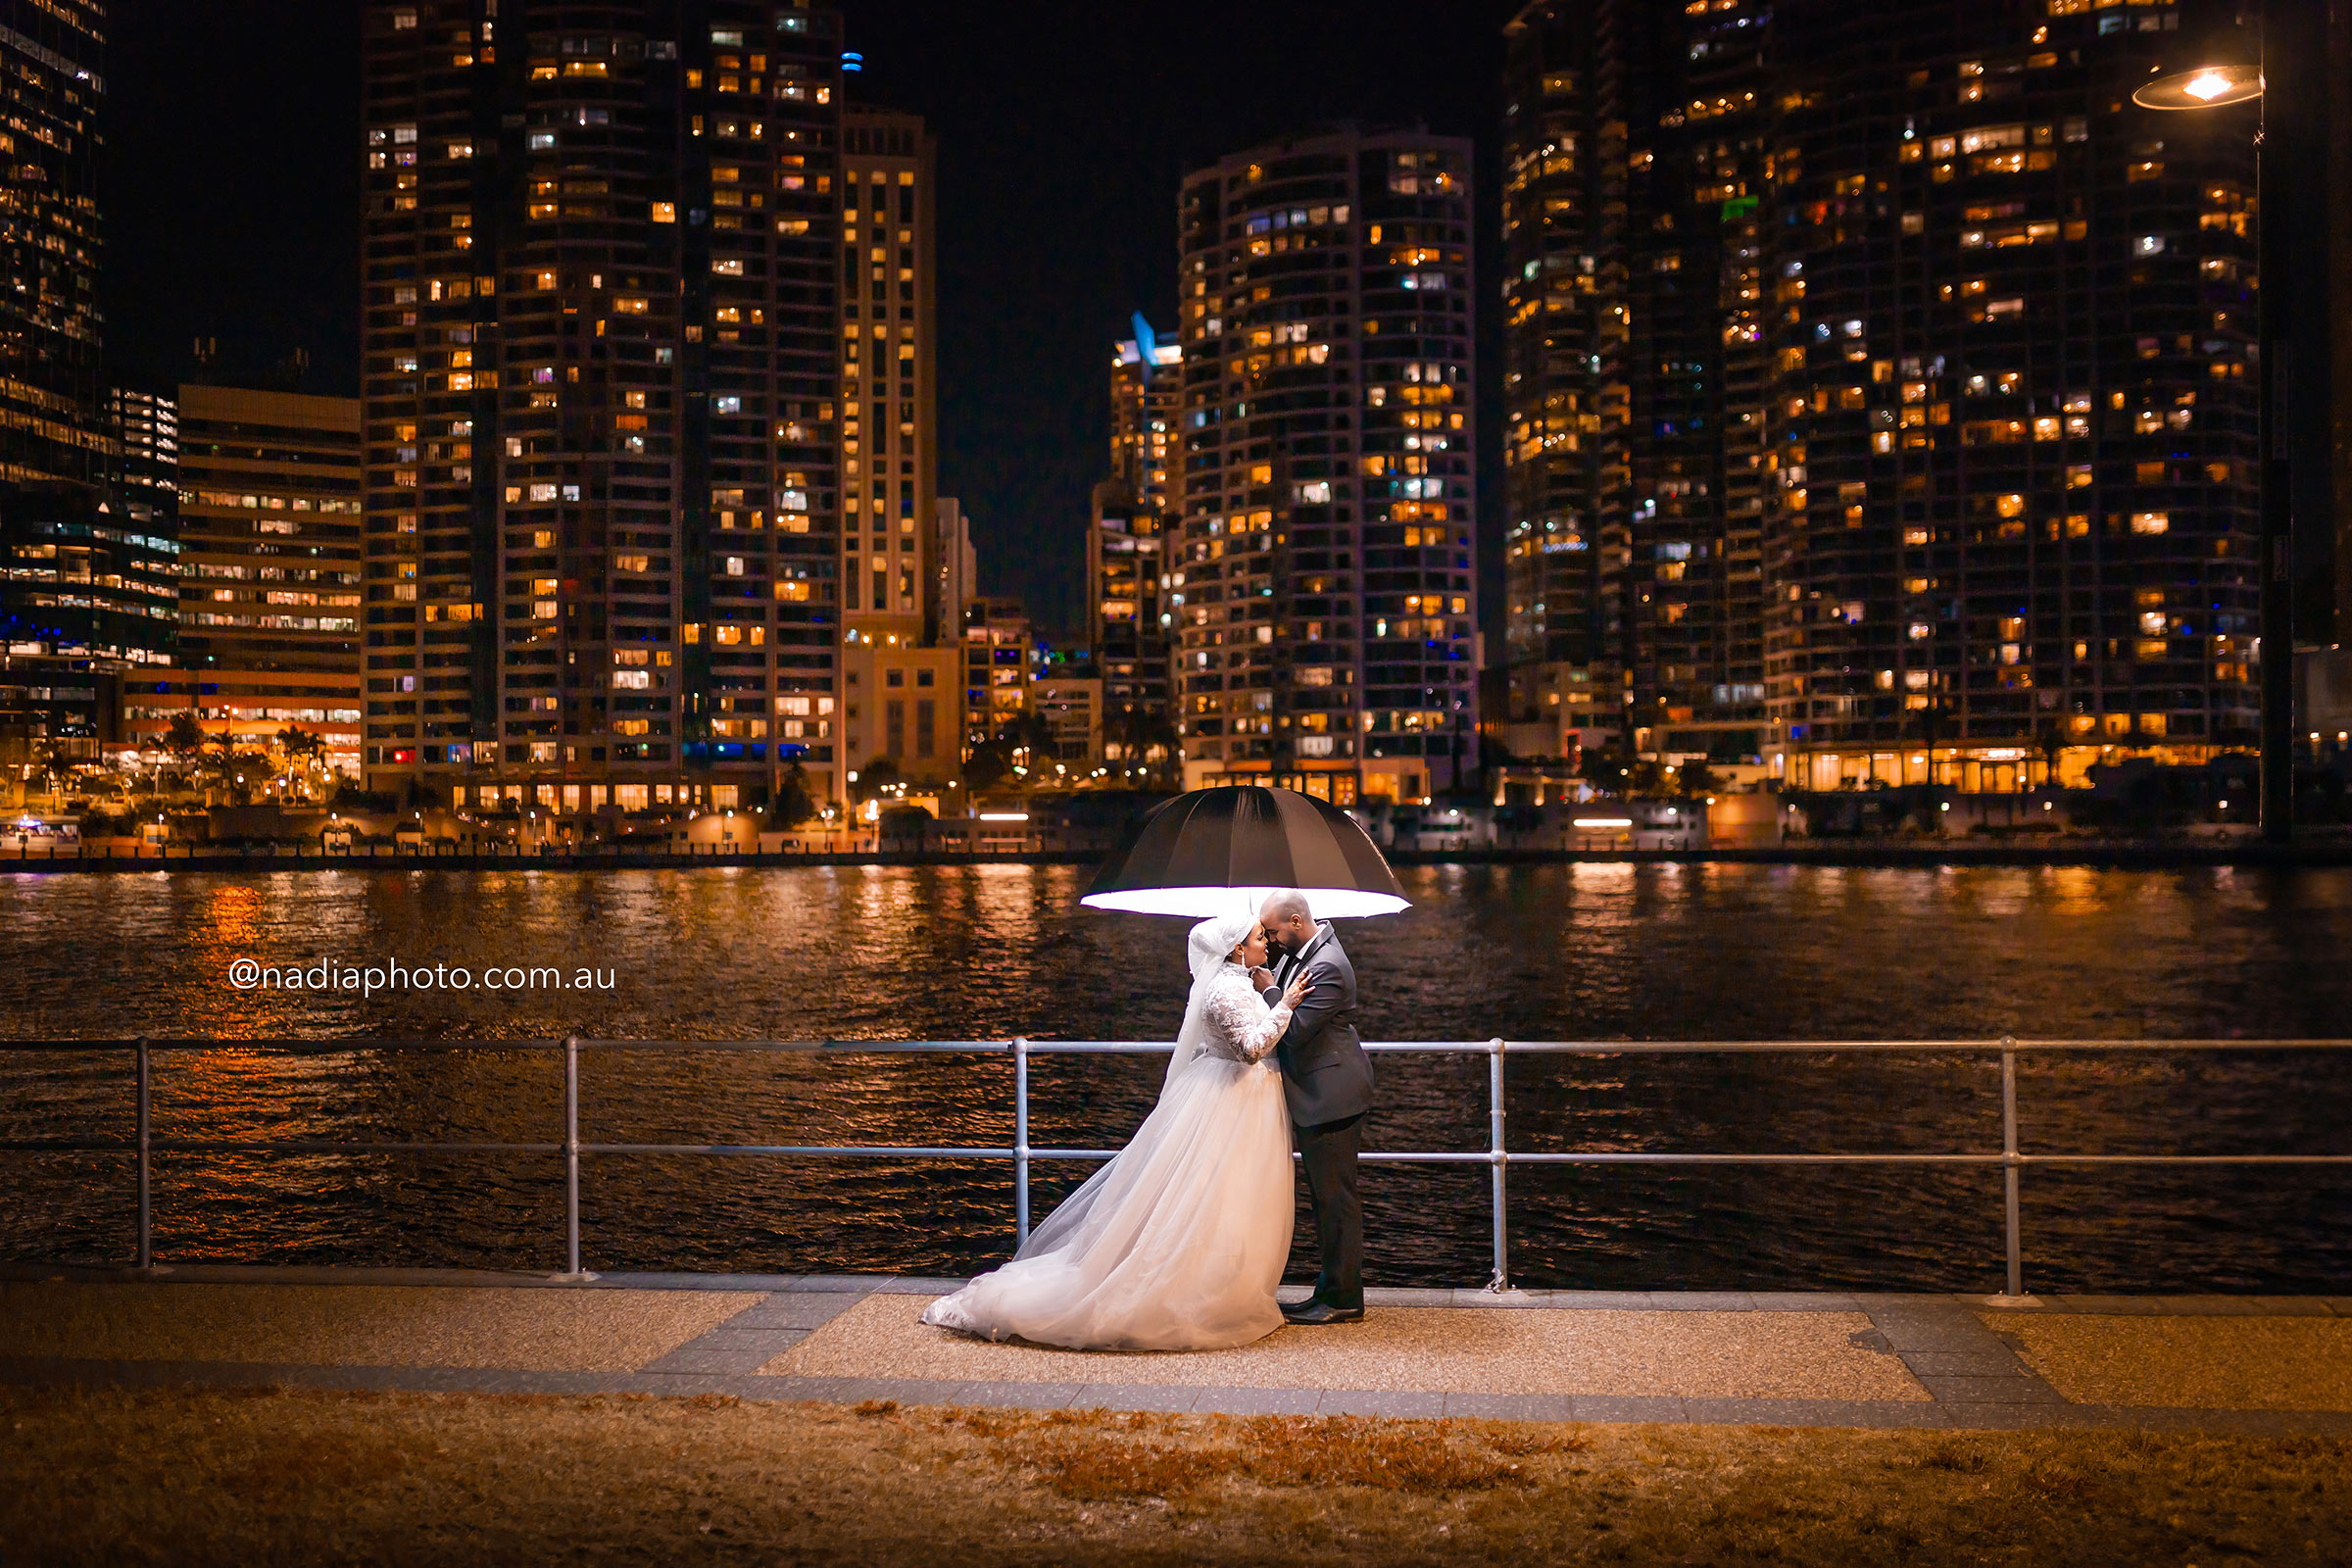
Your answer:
[1162,911,1257,1093]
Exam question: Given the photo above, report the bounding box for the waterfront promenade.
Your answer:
[6,1264,2347,1435]
[6,838,2352,871]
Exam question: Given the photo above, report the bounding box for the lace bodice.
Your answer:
[1197,962,1295,1065]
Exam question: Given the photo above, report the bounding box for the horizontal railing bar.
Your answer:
[1503,1152,2007,1164]
[585,1144,1013,1158]
[1502,1152,2352,1165]
[152,1141,565,1155]
[12,1138,2343,1166]
[2022,1153,2352,1165]
[0,1039,1023,1055]
[581,1041,1017,1054]
[0,1040,564,1054]
[1472,1039,2352,1054]
[5,1037,2351,1056]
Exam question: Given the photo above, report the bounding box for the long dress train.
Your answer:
[919,959,1296,1351]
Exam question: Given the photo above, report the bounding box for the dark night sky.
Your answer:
[103,1,1523,639]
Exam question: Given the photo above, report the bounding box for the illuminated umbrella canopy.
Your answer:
[1080,785,1409,918]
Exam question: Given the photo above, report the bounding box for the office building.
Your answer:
[838,106,936,636]
[0,2,178,744]
[836,105,956,790]
[961,594,1030,754]
[1497,2,1632,764]
[129,388,365,771]
[1110,320,1181,511]
[1501,0,2268,791]
[1174,128,1480,804]
[107,387,176,523]
[1093,322,1179,773]
[1030,646,1102,769]
[843,634,954,788]
[360,0,845,815]
[1089,478,1173,772]
[934,494,976,643]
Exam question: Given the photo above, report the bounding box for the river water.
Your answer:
[2,862,2347,1292]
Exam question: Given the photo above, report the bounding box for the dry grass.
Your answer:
[2,1384,2344,1566]
[941,1405,1583,1502]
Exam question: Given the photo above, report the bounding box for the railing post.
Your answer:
[2000,1036,2023,1298]
[134,1037,151,1269]
[1488,1037,1508,1293]
[564,1034,582,1277]
[1013,1037,1031,1248]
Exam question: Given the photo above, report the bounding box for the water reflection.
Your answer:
[1,864,2348,1289]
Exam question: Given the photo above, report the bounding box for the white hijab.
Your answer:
[1162,911,1257,1091]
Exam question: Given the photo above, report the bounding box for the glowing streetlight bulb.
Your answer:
[2132,60,2262,112]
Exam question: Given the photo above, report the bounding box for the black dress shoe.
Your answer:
[1279,1297,1323,1322]
[1282,1299,1364,1325]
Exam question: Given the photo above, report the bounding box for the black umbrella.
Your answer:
[1080,785,1409,917]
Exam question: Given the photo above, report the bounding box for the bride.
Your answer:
[921,911,1310,1350]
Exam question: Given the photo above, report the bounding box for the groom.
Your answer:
[1250,890,1371,1325]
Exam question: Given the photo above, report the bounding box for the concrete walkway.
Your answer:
[3,1264,2348,1435]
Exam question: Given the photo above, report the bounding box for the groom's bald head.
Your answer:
[1259,890,1315,952]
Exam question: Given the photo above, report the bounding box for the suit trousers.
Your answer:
[1296,1111,1365,1308]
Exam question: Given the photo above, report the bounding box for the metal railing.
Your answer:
[4,1036,2348,1295]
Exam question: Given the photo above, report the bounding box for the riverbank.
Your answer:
[6,839,2352,872]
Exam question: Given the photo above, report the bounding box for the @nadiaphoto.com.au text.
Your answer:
[228,958,616,998]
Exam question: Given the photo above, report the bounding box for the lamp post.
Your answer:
[2134,32,2288,843]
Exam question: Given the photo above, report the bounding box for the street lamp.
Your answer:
[2133,26,2289,844]
[2132,62,2261,113]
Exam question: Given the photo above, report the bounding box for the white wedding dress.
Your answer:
[921,915,1298,1350]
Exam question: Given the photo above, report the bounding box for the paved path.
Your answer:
[3,1264,2347,1434]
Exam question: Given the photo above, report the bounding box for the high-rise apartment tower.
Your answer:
[1502,0,2268,792]
[360,0,845,814]
[1092,320,1180,774]
[1173,128,1480,804]
[836,104,955,792]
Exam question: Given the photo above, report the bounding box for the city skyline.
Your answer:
[8,0,2349,816]
[97,0,1527,642]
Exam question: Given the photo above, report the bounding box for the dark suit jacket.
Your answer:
[1258,923,1375,1127]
